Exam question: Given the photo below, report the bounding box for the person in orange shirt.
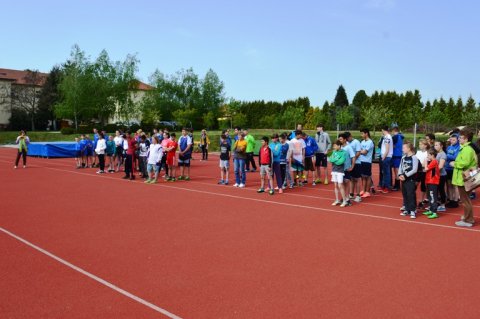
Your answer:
[164,133,178,182]
[423,149,440,219]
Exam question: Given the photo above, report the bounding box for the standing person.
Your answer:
[423,149,440,219]
[145,135,163,184]
[314,124,332,185]
[279,133,291,191]
[74,137,82,169]
[391,127,404,191]
[244,129,257,172]
[398,142,419,219]
[446,133,461,208]
[178,128,193,180]
[379,126,393,193]
[425,133,436,147]
[257,137,274,195]
[160,132,171,179]
[106,135,116,173]
[165,133,178,182]
[138,134,150,179]
[451,130,477,227]
[416,139,430,209]
[123,131,137,180]
[218,134,231,185]
[328,140,349,207]
[289,124,303,140]
[359,129,375,198]
[188,129,195,160]
[289,130,306,186]
[92,128,99,167]
[270,134,283,193]
[113,130,124,172]
[14,130,30,169]
[434,141,448,212]
[94,132,107,174]
[302,132,318,185]
[339,133,355,205]
[199,129,210,161]
[346,132,362,202]
[233,132,248,188]
[85,135,94,168]
[79,134,88,168]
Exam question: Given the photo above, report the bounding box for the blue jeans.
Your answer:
[234,158,246,185]
[381,157,392,189]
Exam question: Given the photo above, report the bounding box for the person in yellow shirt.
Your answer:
[233,133,248,187]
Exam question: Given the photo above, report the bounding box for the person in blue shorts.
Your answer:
[78,134,88,168]
[391,126,404,191]
[85,135,94,168]
[359,129,375,198]
[177,128,193,180]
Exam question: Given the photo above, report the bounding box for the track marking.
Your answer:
[0,227,183,319]
[2,158,478,234]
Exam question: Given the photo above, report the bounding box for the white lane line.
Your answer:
[4,159,478,234]
[0,227,183,319]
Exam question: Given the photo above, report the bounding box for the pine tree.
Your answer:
[334,85,349,108]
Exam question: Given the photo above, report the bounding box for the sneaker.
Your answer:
[14,166,17,169]
[324,179,329,185]
[423,210,433,216]
[332,201,341,206]
[96,170,105,174]
[129,176,136,180]
[279,189,283,194]
[391,187,399,192]
[428,213,439,219]
[23,165,26,169]
[257,188,265,193]
[400,206,406,211]
[349,194,355,200]
[315,179,321,184]
[370,187,376,194]
[446,201,459,208]
[218,180,225,185]
[233,183,239,187]
[410,212,417,219]
[400,211,409,216]
[340,201,349,207]
[178,176,184,180]
[145,179,152,184]
[437,205,446,212]
[168,177,176,182]
[269,189,274,195]
[224,181,229,185]
[381,188,390,194]
[149,180,158,184]
[312,181,317,186]
[122,175,129,179]
[470,193,477,200]
[239,183,245,188]
[354,196,362,203]
[289,184,294,189]
[184,176,190,181]
[359,191,365,196]
[455,220,473,227]
[361,192,371,198]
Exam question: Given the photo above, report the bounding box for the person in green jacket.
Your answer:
[243,129,257,172]
[450,130,477,227]
[14,130,30,169]
[329,140,349,207]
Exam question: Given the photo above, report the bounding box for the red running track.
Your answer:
[1,148,480,319]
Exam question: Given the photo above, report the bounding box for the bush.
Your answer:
[60,127,75,135]
[103,123,119,133]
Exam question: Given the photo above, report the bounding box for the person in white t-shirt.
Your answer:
[94,132,107,174]
[145,135,163,184]
[289,130,306,186]
[380,126,394,193]
[113,130,124,172]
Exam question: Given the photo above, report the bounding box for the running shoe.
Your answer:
[257,188,265,193]
[332,201,341,206]
[428,213,439,219]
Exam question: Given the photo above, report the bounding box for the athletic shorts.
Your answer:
[147,163,160,173]
[219,160,230,169]
[291,160,304,172]
[344,170,352,180]
[315,153,328,167]
[115,146,123,157]
[360,162,372,177]
[331,172,345,183]
[304,156,315,171]
[446,170,453,180]
[392,156,402,168]
[167,156,175,167]
[86,149,93,156]
[351,164,362,179]
[75,150,81,158]
[260,165,272,176]
[178,155,191,167]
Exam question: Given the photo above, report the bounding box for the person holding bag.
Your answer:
[451,130,478,227]
[14,130,30,169]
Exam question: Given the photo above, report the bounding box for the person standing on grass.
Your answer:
[105,135,115,173]
[391,127,404,191]
[446,133,461,208]
[289,130,306,187]
[218,134,231,185]
[14,130,30,169]
[199,129,210,161]
[113,130,124,172]
[165,133,178,182]
[178,128,193,181]
[123,131,137,180]
[416,139,430,209]
[270,134,283,193]
[314,123,331,185]
[329,140,348,207]
[302,132,318,185]
[451,130,477,227]
[434,141,448,212]
[399,142,419,219]
[145,135,163,184]
[423,149,440,219]
[359,129,374,199]
[257,136,275,195]
[345,132,362,202]
[243,129,257,172]
[233,132,248,188]
[95,132,107,174]
[279,133,291,190]
[379,126,393,193]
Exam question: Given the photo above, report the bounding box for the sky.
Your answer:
[1,0,479,106]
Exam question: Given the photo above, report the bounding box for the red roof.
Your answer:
[135,81,154,91]
[0,68,47,86]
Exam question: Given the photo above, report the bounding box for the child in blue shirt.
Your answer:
[269,134,283,193]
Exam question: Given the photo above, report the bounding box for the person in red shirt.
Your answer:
[257,136,274,195]
[424,149,440,218]
[123,131,137,180]
[164,133,178,182]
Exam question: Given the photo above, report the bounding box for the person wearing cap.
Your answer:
[446,133,461,208]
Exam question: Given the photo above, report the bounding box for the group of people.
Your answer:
[12,123,478,227]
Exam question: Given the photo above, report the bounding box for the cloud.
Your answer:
[365,0,396,10]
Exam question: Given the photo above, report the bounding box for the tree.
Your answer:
[336,107,354,130]
[200,69,225,128]
[38,67,62,130]
[334,85,349,108]
[461,105,480,131]
[352,90,368,109]
[202,111,216,129]
[362,105,391,136]
[232,112,247,128]
[10,69,44,131]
